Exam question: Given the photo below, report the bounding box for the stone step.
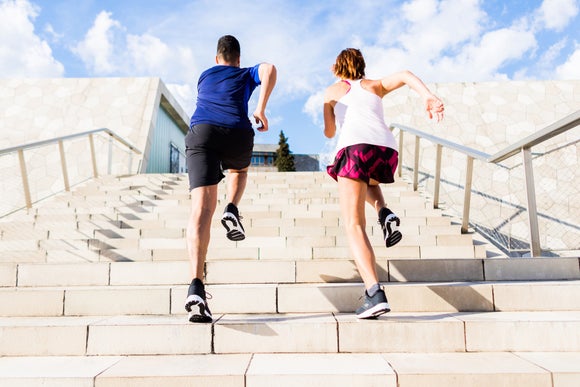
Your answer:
[4,257,579,286]
[1,311,579,356]
[1,206,444,231]
[0,231,476,251]
[0,246,487,264]
[0,218,460,238]
[6,202,436,224]
[2,280,579,317]
[4,258,578,287]
[1,352,578,387]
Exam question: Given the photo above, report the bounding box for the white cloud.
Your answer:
[73,11,121,74]
[73,10,196,84]
[126,34,195,82]
[458,27,537,79]
[165,82,195,115]
[396,0,486,60]
[0,0,64,77]
[43,23,62,43]
[356,1,538,83]
[302,89,325,126]
[531,38,568,78]
[536,0,579,31]
[555,45,580,79]
[11,0,574,154]
[401,0,439,23]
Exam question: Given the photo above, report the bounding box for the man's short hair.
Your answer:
[217,35,241,63]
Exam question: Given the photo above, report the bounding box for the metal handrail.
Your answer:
[390,109,580,257]
[0,128,142,211]
[0,128,141,156]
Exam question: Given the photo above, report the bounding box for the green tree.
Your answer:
[274,130,296,172]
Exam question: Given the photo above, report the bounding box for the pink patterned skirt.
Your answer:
[327,143,398,184]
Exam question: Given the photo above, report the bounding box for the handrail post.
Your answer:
[522,147,541,256]
[89,134,99,178]
[107,135,113,175]
[398,130,404,178]
[461,156,474,233]
[413,136,420,191]
[128,152,133,174]
[433,144,442,208]
[17,149,32,209]
[58,140,70,191]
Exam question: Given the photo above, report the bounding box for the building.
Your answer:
[0,77,189,174]
[250,144,320,171]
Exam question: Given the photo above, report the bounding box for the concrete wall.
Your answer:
[382,79,580,254]
[0,77,189,215]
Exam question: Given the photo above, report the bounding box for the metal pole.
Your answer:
[108,136,113,175]
[89,134,98,178]
[461,156,474,233]
[413,136,420,191]
[58,140,70,191]
[398,130,404,178]
[128,152,133,174]
[433,144,442,208]
[522,147,541,256]
[18,149,32,209]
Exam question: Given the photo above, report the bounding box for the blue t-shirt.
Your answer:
[190,64,261,130]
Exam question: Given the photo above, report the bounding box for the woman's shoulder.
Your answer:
[325,80,351,99]
[360,79,384,95]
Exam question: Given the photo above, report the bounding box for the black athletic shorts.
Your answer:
[185,123,254,190]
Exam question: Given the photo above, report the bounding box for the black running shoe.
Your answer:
[221,203,245,241]
[379,207,402,248]
[355,288,391,319]
[185,278,212,323]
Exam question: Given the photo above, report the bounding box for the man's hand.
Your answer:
[253,110,269,132]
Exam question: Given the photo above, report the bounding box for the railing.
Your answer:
[391,110,580,257]
[0,128,142,213]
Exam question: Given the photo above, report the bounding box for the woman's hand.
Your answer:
[425,95,445,122]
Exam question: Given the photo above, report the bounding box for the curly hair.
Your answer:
[333,48,366,80]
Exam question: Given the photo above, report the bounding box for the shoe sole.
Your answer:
[385,216,402,248]
[386,230,402,247]
[185,294,212,323]
[221,213,245,241]
[356,302,391,319]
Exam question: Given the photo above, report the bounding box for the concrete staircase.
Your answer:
[0,171,579,386]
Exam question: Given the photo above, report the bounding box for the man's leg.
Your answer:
[226,167,249,206]
[187,185,218,279]
[221,167,249,241]
[185,184,217,323]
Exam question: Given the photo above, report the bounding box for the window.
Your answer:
[170,143,186,173]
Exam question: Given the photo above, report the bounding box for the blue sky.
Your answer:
[1,0,579,155]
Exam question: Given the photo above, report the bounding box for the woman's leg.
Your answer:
[367,180,402,247]
[366,181,386,212]
[337,176,379,290]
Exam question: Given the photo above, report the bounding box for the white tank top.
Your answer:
[333,79,398,152]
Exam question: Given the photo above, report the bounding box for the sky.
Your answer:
[1,0,579,155]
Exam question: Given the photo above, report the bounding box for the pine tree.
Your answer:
[274,130,296,172]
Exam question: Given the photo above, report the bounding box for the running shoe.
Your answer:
[379,207,402,247]
[355,288,391,319]
[221,202,245,241]
[185,278,212,323]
